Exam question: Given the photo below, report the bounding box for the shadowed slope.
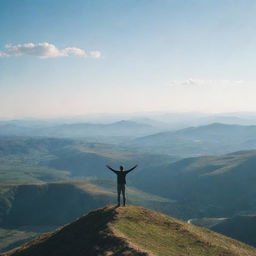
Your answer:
[2,205,256,256]
[212,215,256,247]
[1,206,147,256]
[133,150,256,219]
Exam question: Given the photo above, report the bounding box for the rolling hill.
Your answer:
[2,205,256,256]
[132,150,256,219]
[128,123,256,156]
[0,120,158,140]
[0,136,177,183]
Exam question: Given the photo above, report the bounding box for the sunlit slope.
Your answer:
[0,137,177,183]
[2,205,256,256]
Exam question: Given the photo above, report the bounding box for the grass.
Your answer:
[114,205,256,256]
[0,165,70,184]
[0,149,70,184]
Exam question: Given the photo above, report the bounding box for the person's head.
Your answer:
[120,165,124,171]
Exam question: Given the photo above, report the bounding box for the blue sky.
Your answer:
[1,0,256,118]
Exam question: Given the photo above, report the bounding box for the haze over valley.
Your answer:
[1,112,256,251]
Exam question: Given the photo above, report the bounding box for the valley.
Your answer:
[1,119,256,252]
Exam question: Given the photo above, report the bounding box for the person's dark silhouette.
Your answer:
[106,164,138,206]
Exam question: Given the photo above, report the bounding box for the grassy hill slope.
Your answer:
[2,205,256,256]
[0,180,173,252]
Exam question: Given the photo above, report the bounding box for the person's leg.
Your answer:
[121,184,126,206]
[117,184,121,206]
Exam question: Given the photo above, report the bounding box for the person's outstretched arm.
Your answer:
[125,164,138,174]
[106,165,118,173]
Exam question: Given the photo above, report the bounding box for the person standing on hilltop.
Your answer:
[106,164,138,207]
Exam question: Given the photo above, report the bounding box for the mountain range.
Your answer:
[0,120,158,140]
[1,122,256,253]
[128,123,256,156]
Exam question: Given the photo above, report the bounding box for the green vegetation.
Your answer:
[0,137,176,183]
[0,165,70,184]
[2,205,256,256]
[0,137,72,183]
[116,206,256,256]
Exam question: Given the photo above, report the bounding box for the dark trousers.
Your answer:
[117,183,126,205]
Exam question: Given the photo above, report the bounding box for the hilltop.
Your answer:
[0,181,173,252]
[2,205,256,256]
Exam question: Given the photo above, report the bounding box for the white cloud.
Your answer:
[170,79,246,87]
[0,42,101,59]
[0,52,9,58]
[62,47,86,57]
[89,51,101,58]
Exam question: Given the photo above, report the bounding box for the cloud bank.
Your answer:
[166,79,256,112]
[0,43,101,59]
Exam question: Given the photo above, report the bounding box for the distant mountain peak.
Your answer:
[111,120,152,127]
[3,205,256,256]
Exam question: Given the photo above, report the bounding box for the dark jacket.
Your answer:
[107,165,137,184]
[113,170,129,184]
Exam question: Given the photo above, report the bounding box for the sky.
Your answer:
[1,0,256,118]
